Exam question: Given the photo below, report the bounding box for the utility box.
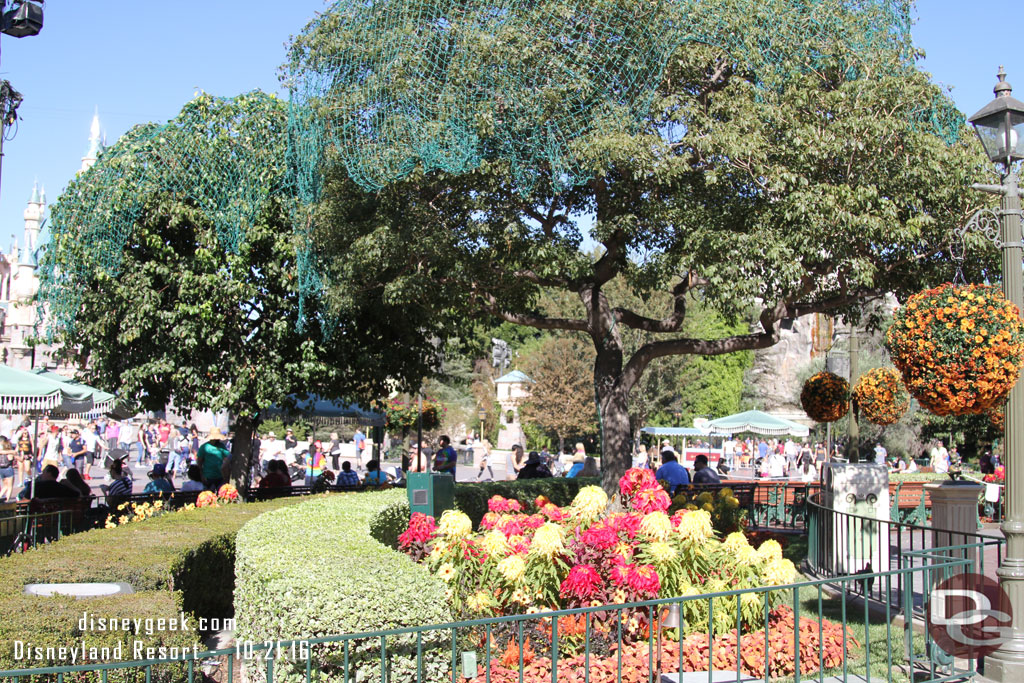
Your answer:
[407,472,455,518]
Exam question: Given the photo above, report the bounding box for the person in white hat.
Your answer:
[197,427,231,491]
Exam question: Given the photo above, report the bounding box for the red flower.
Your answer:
[488,495,523,513]
[524,514,546,529]
[581,521,619,550]
[480,512,500,530]
[398,513,437,549]
[609,562,634,587]
[627,564,661,597]
[496,515,525,538]
[560,564,604,600]
[609,512,643,539]
[632,486,671,514]
[620,468,657,499]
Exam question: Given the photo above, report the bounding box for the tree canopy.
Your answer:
[298,4,993,492]
[44,93,446,485]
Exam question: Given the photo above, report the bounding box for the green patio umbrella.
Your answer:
[31,369,116,414]
[703,410,810,437]
[0,365,94,414]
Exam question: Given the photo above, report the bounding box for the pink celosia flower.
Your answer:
[609,562,633,587]
[480,512,500,530]
[610,512,643,539]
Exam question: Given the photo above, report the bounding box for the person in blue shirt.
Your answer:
[363,459,392,485]
[337,461,361,487]
[143,463,175,494]
[655,450,690,494]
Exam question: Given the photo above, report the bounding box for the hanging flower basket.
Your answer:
[800,371,849,423]
[989,405,1005,431]
[885,283,1024,416]
[851,367,909,425]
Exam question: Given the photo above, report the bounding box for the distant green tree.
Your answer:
[46,94,444,488]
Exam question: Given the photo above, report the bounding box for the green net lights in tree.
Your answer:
[850,367,909,426]
[885,283,1024,417]
[800,371,849,423]
[285,0,927,194]
[37,92,291,336]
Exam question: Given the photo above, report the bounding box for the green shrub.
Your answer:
[0,497,305,678]
[453,477,600,528]
[234,490,451,683]
[369,499,410,550]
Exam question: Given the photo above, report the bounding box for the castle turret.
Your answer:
[22,181,44,255]
[81,108,103,172]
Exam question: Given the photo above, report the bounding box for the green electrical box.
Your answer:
[407,472,456,518]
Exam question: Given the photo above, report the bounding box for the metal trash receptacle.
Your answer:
[407,472,455,518]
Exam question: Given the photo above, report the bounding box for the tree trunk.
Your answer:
[594,347,631,497]
[229,414,257,491]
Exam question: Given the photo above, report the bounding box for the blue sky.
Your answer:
[0,1,1016,249]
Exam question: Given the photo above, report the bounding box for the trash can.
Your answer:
[407,472,455,518]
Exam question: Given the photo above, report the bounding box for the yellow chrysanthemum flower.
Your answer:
[530,523,565,557]
[437,510,472,539]
[734,544,758,565]
[647,541,677,563]
[483,530,509,558]
[467,591,493,612]
[723,532,749,554]
[497,555,527,584]
[763,558,797,586]
[676,509,714,542]
[740,592,763,611]
[640,511,673,542]
[571,486,609,520]
[757,539,783,562]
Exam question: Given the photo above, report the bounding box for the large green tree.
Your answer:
[46,94,444,487]
[295,5,994,493]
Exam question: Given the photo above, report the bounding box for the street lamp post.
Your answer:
[966,67,1024,682]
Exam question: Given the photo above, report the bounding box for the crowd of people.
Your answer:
[0,415,232,504]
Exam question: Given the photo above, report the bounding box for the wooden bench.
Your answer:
[889,481,929,525]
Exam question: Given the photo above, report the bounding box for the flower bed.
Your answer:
[456,605,853,683]
[398,468,853,680]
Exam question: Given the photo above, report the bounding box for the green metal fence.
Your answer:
[0,551,984,683]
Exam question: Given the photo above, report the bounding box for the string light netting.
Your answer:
[284,0,932,193]
[38,0,962,335]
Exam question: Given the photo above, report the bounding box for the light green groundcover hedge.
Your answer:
[0,497,305,678]
[234,490,452,683]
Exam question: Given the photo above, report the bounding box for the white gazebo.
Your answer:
[494,370,533,450]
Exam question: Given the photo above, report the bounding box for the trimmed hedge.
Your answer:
[369,499,410,550]
[234,490,451,683]
[0,497,306,677]
[453,477,601,528]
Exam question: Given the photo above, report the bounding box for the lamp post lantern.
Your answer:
[967,67,1024,683]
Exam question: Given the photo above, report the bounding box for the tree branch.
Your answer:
[479,292,588,332]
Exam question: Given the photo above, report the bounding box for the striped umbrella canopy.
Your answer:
[31,369,116,414]
[703,410,810,437]
[0,365,94,414]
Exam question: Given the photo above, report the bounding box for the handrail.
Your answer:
[0,552,975,677]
